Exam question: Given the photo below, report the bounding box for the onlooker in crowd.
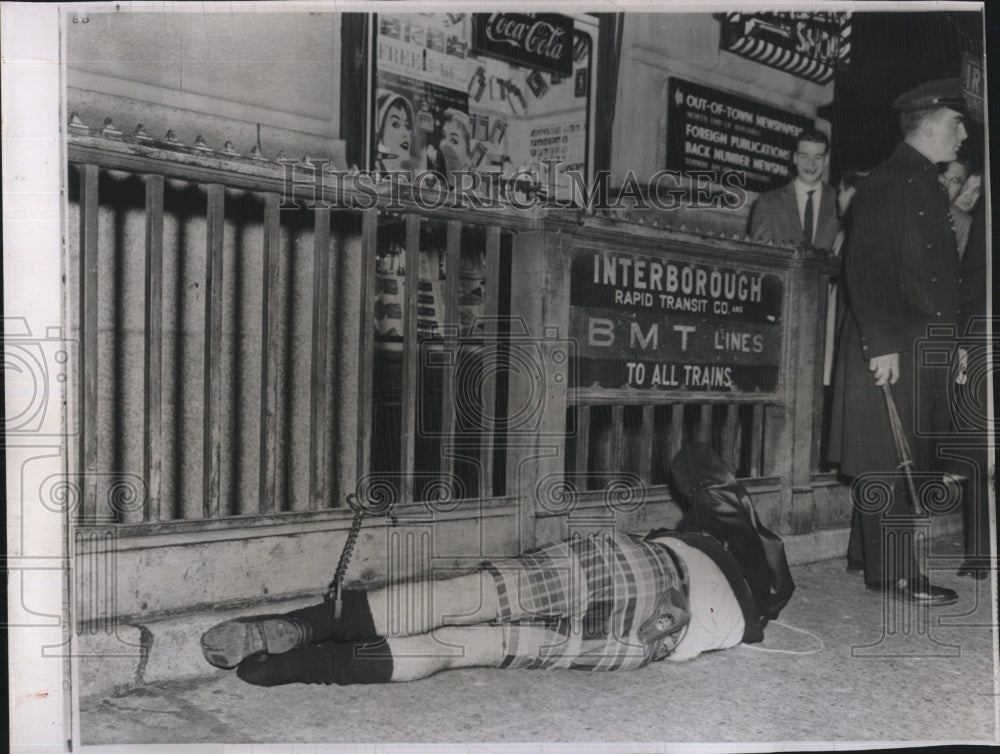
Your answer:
[828,78,968,605]
[835,169,867,219]
[820,167,869,484]
[935,160,987,578]
[750,129,840,251]
[954,170,982,214]
[939,158,973,258]
[831,168,869,254]
[954,200,991,578]
[827,167,869,563]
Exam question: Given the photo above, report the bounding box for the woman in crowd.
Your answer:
[939,158,974,258]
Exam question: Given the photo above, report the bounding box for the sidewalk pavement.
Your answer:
[77,533,997,749]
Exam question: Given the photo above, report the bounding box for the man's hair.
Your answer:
[900,106,947,136]
[796,129,830,153]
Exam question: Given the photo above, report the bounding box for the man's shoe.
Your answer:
[866,577,958,606]
[201,615,311,669]
[957,562,990,580]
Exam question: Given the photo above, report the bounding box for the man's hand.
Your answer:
[956,347,968,385]
[869,353,899,386]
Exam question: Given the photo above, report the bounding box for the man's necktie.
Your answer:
[803,189,815,246]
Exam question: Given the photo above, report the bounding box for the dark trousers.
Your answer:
[959,443,992,566]
[850,476,922,586]
[954,348,993,566]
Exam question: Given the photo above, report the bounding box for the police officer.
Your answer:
[828,79,967,605]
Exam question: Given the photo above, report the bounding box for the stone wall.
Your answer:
[66,9,347,165]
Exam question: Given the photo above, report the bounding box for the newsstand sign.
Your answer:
[666,77,814,194]
[720,12,852,85]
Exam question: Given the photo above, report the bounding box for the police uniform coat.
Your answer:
[750,180,840,251]
[828,142,960,478]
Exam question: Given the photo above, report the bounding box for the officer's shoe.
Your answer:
[957,561,990,580]
[866,576,958,606]
[201,615,312,669]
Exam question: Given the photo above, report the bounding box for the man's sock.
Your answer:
[236,639,393,686]
[285,589,377,643]
[200,590,379,670]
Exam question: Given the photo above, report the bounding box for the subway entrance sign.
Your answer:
[962,51,984,123]
[568,247,785,395]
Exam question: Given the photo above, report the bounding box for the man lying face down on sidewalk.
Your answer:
[200,443,795,686]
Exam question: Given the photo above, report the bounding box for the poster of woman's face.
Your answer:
[376,92,415,172]
[439,110,472,178]
[373,14,596,202]
[373,71,469,179]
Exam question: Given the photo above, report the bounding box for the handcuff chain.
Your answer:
[326,501,366,605]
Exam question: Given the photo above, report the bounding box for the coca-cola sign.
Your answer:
[472,13,573,76]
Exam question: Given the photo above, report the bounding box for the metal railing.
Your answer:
[67,116,531,526]
[67,114,837,532]
[567,400,768,486]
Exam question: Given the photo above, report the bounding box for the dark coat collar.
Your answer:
[892,141,939,177]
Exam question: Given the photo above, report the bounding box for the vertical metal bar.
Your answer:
[595,407,614,484]
[356,209,377,497]
[440,220,462,488]
[479,225,501,498]
[142,173,164,522]
[697,403,712,444]
[812,273,833,472]
[724,403,740,473]
[751,403,765,477]
[202,184,225,519]
[667,404,684,464]
[259,193,281,513]
[610,404,624,475]
[400,214,421,503]
[79,163,100,522]
[309,206,332,510]
[639,404,655,484]
[574,404,591,475]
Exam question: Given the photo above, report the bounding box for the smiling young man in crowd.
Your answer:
[750,129,841,251]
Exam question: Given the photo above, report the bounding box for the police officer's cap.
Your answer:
[892,78,966,114]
